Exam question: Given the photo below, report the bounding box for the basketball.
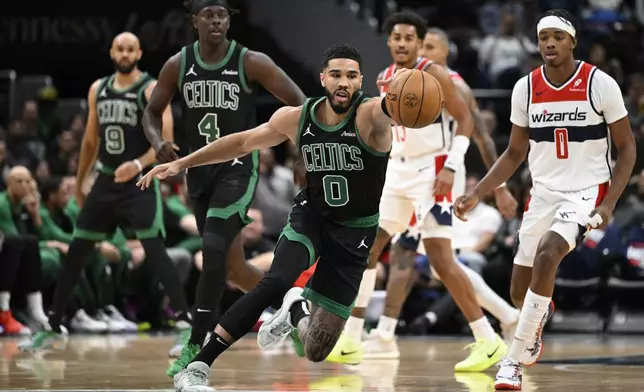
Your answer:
[385,69,444,128]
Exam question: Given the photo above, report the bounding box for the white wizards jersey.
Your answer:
[379,58,462,158]
[511,61,627,192]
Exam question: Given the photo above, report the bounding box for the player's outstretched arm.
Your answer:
[142,53,180,163]
[75,79,102,207]
[137,106,301,189]
[244,51,306,106]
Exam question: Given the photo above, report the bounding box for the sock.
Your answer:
[289,300,310,327]
[344,316,365,342]
[508,289,551,361]
[26,292,49,325]
[0,292,9,311]
[424,311,438,325]
[376,316,398,340]
[459,263,519,325]
[192,332,231,367]
[469,317,497,341]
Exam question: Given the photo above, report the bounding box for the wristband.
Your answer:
[133,159,143,172]
[444,135,470,171]
[380,98,392,119]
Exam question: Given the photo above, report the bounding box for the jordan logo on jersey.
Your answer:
[186,65,197,76]
[302,124,315,137]
[231,158,243,166]
[358,237,368,249]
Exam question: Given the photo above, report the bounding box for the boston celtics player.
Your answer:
[138,43,399,391]
[19,32,193,351]
[142,0,305,375]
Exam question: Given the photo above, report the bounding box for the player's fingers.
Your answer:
[172,143,180,151]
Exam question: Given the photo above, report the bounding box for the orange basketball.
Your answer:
[385,69,444,128]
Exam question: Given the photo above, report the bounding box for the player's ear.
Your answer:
[192,15,198,30]
[136,48,143,61]
[572,37,577,50]
[359,74,363,89]
[320,72,325,88]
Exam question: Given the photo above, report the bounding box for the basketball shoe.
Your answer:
[521,300,555,366]
[361,330,400,360]
[0,310,30,335]
[257,287,304,351]
[18,324,68,352]
[173,361,215,392]
[454,333,507,372]
[494,357,522,390]
[325,332,363,364]
[167,341,201,377]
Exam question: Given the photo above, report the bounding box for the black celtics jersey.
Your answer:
[295,93,390,226]
[96,73,155,171]
[177,40,257,198]
[178,40,256,153]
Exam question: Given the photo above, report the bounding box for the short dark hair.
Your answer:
[383,11,427,39]
[539,9,579,39]
[322,43,362,70]
[39,177,62,204]
[426,27,449,45]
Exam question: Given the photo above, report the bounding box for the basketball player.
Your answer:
[138,43,400,392]
[453,10,635,390]
[329,12,508,372]
[338,26,521,363]
[141,0,305,376]
[18,32,192,351]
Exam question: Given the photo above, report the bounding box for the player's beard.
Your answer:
[113,59,138,75]
[324,87,360,114]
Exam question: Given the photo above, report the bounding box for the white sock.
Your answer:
[469,317,497,341]
[344,316,365,342]
[0,292,10,311]
[376,316,398,340]
[26,292,49,325]
[459,263,519,325]
[508,289,551,361]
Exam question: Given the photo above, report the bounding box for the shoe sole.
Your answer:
[494,381,521,390]
[257,289,304,351]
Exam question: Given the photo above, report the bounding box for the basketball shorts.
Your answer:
[514,182,609,267]
[379,153,465,240]
[277,203,377,319]
[189,150,259,234]
[74,171,164,241]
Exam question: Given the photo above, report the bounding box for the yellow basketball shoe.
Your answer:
[325,333,363,365]
[454,333,507,372]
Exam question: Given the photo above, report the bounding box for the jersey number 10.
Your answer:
[554,128,569,159]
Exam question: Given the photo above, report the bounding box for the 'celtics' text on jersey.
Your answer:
[296,93,390,226]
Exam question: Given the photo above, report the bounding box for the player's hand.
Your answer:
[376,68,412,89]
[23,193,39,216]
[98,241,121,262]
[453,193,480,222]
[136,161,183,190]
[155,141,180,163]
[114,161,141,183]
[433,168,454,197]
[493,185,518,219]
[587,203,613,231]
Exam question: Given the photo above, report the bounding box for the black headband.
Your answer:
[191,0,238,15]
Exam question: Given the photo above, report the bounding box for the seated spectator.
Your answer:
[0,166,49,335]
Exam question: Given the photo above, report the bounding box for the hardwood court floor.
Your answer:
[1,333,644,391]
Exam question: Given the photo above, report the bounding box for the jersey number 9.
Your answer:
[105,126,125,155]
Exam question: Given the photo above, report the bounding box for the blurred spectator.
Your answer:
[49,130,78,176]
[589,42,624,87]
[624,73,644,131]
[477,7,537,88]
[242,208,276,258]
[0,139,12,190]
[254,148,297,242]
[6,120,40,170]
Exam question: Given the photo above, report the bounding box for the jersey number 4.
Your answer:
[554,128,569,159]
[198,113,221,143]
